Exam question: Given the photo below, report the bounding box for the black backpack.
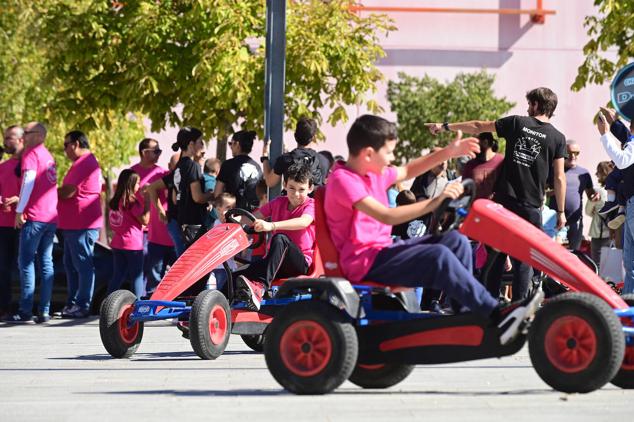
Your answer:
[287,148,325,186]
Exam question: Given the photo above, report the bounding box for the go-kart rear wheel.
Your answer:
[528,292,625,393]
[189,290,231,360]
[99,290,144,358]
[242,334,264,352]
[264,301,358,395]
[611,293,634,389]
[348,362,414,389]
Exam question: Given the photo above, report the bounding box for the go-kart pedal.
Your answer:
[496,289,544,345]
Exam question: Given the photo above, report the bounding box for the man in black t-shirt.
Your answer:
[214,130,262,211]
[427,87,567,300]
[261,117,330,187]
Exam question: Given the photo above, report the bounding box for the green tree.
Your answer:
[387,71,515,164]
[572,0,634,91]
[36,0,395,159]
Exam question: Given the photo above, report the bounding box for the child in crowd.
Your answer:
[324,115,542,344]
[203,158,221,193]
[207,193,237,291]
[107,169,150,298]
[233,163,316,310]
[250,179,270,261]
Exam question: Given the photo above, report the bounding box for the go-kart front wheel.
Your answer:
[348,362,414,389]
[241,334,265,352]
[99,290,144,358]
[264,301,358,395]
[189,290,231,360]
[528,292,625,393]
[611,293,634,389]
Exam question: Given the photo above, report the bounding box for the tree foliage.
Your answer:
[387,71,515,163]
[572,0,634,91]
[36,0,395,158]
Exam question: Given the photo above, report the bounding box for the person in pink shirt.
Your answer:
[233,163,316,310]
[0,125,24,319]
[6,122,58,324]
[107,169,150,298]
[57,131,103,318]
[324,115,543,344]
[130,138,175,296]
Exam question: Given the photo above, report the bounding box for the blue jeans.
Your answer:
[62,229,99,311]
[623,197,634,294]
[108,248,145,298]
[166,219,186,258]
[0,226,19,311]
[18,221,56,317]
[144,241,176,294]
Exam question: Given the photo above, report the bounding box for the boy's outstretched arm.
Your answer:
[425,120,496,136]
[395,132,480,183]
[354,182,464,226]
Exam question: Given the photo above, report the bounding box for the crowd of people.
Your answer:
[1,87,632,325]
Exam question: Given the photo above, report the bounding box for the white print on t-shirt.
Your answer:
[173,168,182,201]
[110,210,123,227]
[239,162,260,183]
[513,136,542,168]
[46,160,57,184]
[407,219,426,238]
[521,126,547,139]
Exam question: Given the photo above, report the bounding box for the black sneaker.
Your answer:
[3,313,35,324]
[608,212,626,230]
[598,201,619,216]
[66,308,90,319]
[494,290,544,345]
[235,276,265,311]
[35,314,51,324]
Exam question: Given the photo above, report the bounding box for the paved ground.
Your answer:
[0,318,631,421]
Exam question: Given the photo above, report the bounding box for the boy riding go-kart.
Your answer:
[261,115,634,395]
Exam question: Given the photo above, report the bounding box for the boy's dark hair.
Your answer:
[318,150,334,170]
[285,162,313,186]
[65,130,90,149]
[477,132,498,152]
[347,114,397,156]
[396,189,416,206]
[232,130,256,154]
[294,117,318,146]
[526,87,558,118]
[172,127,203,152]
[109,169,140,211]
[138,137,158,154]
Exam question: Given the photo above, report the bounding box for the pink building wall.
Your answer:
[145,0,616,182]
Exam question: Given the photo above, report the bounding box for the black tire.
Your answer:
[189,290,231,360]
[242,334,265,352]
[528,292,625,393]
[611,293,634,389]
[349,362,414,389]
[99,290,144,358]
[264,301,358,395]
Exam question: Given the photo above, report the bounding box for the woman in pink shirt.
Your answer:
[233,163,316,310]
[107,169,150,298]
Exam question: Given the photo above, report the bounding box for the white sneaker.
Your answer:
[497,290,544,345]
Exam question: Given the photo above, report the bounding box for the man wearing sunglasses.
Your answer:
[130,138,175,296]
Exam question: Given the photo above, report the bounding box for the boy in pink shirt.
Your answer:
[57,131,103,318]
[325,115,542,343]
[7,122,58,324]
[0,125,24,319]
[234,163,316,310]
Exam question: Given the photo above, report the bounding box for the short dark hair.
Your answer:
[294,117,318,146]
[65,130,90,149]
[285,162,313,186]
[396,189,416,206]
[138,138,158,154]
[526,87,558,118]
[172,127,203,151]
[318,150,334,171]
[347,115,397,156]
[477,132,498,152]
[232,130,256,154]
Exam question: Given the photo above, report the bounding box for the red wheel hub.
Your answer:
[118,304,139,344]
[357,363,385,370]
[208,305,228,345]
[279,320,333,377]
[544,315,597,373]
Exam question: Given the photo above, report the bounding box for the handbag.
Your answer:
[599,241,625,283]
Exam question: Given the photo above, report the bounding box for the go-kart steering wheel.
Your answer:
[224,208,265,249]
[430,179,476,235]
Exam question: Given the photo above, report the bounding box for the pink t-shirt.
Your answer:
[0,158,21,228]
[258,196,316,267]
[130,163,173,246]
[21,143,58,224]
[324,162,398,282]
[109,200,145,250]
[58,153,103,230]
